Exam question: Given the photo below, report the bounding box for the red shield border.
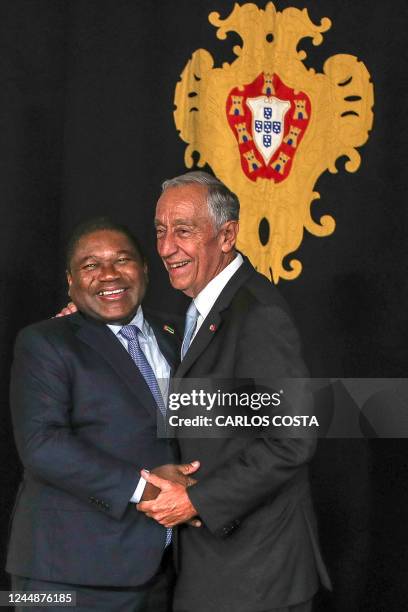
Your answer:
[226,73,311,183]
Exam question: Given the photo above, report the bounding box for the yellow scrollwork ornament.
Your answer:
[174,2,374,282]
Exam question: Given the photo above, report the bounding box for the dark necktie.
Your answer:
[119,325,166,417]
[120,324,171,546]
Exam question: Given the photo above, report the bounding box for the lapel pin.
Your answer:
[163,325,175,335]
[209,324,217,332]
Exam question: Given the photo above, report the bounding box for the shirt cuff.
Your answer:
[130,477,147,503]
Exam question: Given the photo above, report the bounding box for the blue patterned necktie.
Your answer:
[120,324,172,547]
[181,302,199,360]
[120,325,166,417]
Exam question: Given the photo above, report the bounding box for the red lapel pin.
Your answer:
[209,324,217,332]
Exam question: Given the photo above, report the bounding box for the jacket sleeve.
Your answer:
[187,303,316,536]
[10,326,140,521]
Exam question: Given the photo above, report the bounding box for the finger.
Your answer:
[153,504,178,522]
[136,501,154,512]
[157,515,174,525]
[188,519,202,528]
[178,461,200,475]
[67,302,77,313]
[160,516,181,528]
[141,470,170,490]
[54,308,70,318]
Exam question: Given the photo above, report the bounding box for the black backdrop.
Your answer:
[1,1,407,610]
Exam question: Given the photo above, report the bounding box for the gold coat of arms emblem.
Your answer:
[174,2,374,282]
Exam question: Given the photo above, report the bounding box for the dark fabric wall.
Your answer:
[1,1,407,610]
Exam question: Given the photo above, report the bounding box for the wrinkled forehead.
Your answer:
[155,184,210,224]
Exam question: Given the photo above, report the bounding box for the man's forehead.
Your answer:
[156,187,209,221]
[76,247,135,259]
[72,230,137,257]
[154,213,200,226]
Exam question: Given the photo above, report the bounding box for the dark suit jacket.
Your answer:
[173,258,331,612]
[7,310,178,586]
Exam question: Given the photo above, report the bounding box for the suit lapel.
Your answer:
[176,257,255,377]
[70,313,159,418]
[145,311,181,376]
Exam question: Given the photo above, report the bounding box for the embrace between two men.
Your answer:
[7,172,330,611]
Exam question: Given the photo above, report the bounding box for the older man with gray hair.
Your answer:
[138,170,330,612]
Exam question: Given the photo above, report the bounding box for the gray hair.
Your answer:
[161,171,240,229]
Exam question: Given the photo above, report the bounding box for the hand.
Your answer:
[54,302,78,317]
[141,461,199,502]
[137,470,200,528]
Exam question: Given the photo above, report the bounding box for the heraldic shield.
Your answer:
[173,2,374,282]
[227,73,310,181]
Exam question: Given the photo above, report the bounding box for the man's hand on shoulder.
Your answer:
[54,302,78,318]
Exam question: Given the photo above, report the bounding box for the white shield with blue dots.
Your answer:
[247,96,290,164]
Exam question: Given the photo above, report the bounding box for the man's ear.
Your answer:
[220,220,239,253]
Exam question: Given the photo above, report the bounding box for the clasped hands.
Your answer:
[56,306,202,527]
[137,461,201,528]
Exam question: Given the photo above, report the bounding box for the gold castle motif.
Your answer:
[174,2,374,282]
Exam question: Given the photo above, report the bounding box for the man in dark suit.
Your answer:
[7,218,199,611]
[138,172,331,612]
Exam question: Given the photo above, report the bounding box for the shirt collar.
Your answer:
[107,305,147,337]
[193,252,243,320]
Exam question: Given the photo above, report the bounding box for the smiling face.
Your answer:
[155,184,238,298]
[67,229,147,324]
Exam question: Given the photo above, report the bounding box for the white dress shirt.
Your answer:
[107,305,170,503]
[190,252,243,342]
